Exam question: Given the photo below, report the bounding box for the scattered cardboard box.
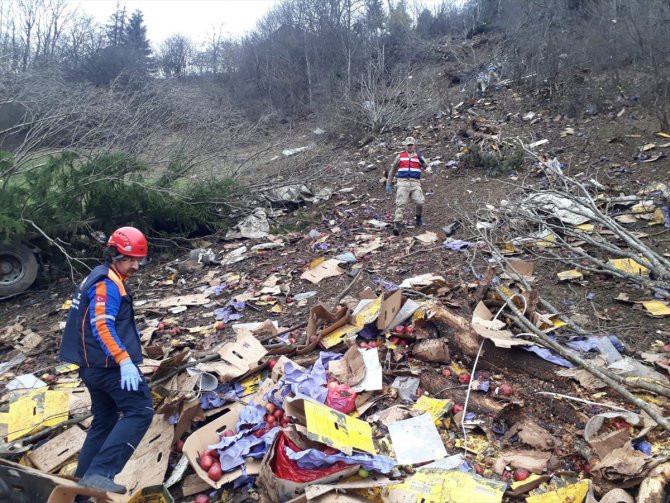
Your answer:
[198,331,267,381]
[327,346,365,387]
[183,402,262,489]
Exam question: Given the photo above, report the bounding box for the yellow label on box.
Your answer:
[384,470,506,503]
[642,300,670,317]
[304,400,376,455]
[527,479,590,503]
[320,324,360,348]
[412,396,452,421]
[352,296,383,328]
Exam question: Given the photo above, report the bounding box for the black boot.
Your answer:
[416,215,424,227]
[392,222,401,236]
[79,474,127,494]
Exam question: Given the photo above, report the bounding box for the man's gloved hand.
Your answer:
[120,360,140,391]
[385,184,392,194]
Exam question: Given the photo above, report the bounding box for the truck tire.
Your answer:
[0,244,38,297]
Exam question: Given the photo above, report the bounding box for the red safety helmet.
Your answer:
[107,226,148,257]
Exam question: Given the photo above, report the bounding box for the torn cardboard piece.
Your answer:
[198,331,267,381]
[471,301,532,348]
[352,348,383,393]
[144,293,210,309]
[496,449,552,473]
[412,339,450,363]
[301,259,344,284]
[29,425,87,473]
[328,346,365,387]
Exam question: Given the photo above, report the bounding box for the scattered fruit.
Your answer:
[267,359,278,370]
[358,468,370,478]
[368,341,378,348]
[327,381,339,391]
[458,372,471,384]
[273,409,284,420]
[174,439,185,453]
[266,415,277,425]
[222,429,235,437]
[394,325,406,335]
[265,403,276,414]
[475,464,484,475]
[323,447,339,455]
[442,368,452,377]
[499,383,513,397]
[208,463,223,481]
[359,341,369,348]
[215,322,225,331]
[452,404,464,415]
[199,454,214,471]
[309,335,318,343]
[195,495,210,503]
[513,468,530,481]
[405,325,415,335]
[388,336,400,345]
[253,429,264,438]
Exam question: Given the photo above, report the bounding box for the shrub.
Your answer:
[460,144,523,176]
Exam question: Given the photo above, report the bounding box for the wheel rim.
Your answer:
[0,252,25,286]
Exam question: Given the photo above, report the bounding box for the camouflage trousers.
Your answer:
[394,178,424,222]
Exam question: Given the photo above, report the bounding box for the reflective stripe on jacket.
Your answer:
[59,264,142,367]
[396,152,422,179]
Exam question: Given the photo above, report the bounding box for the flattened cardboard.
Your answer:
[182,402,261,489]
[199,331,267,381]
[505,259,535,279]
[116,414,173,496]
[29,425,87,473]
[304,305,350,351]
[0,459,116,503]
[145,293,210,309]
[303,400,376,455]
[301,259,344,284]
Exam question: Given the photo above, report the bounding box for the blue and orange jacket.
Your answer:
[59,264,142,367]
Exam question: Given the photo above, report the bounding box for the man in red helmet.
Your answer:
[60,226,153,496]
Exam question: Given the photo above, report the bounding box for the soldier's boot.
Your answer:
[416,215,424,227]
[392,222,401,236]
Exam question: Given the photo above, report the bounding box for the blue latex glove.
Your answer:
[385,184,392,194]
[120,361,140,391]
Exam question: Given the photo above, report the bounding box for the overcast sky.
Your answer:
[71,1,461,47]
[72,0,280,46]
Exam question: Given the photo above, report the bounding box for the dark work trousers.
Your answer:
[75,367,154,479]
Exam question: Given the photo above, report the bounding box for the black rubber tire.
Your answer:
[0,244,39,297]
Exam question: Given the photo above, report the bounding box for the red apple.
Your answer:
[458,373,471,384]
[265,403,276,414]
[203,449,218,459]
[323,447,339,455]
[452,404,464,414]
[475,464,484,475]
[253,430,264,438]
[513,468,530,481]
[266,415,277,425]
[359,341,369,348]
[368,341,378,348]
[273,409,284,420]
[199,454,214,471]
[174,439,185,453]
[394,325,406,335]
[208,463,223,482]
[405,326,415,335]
[222,429,235,437]
[267,359,278,370]
[442,368,452,377]
[195,495,210,503]
[388,336,400,345]
[499,384,513,397]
